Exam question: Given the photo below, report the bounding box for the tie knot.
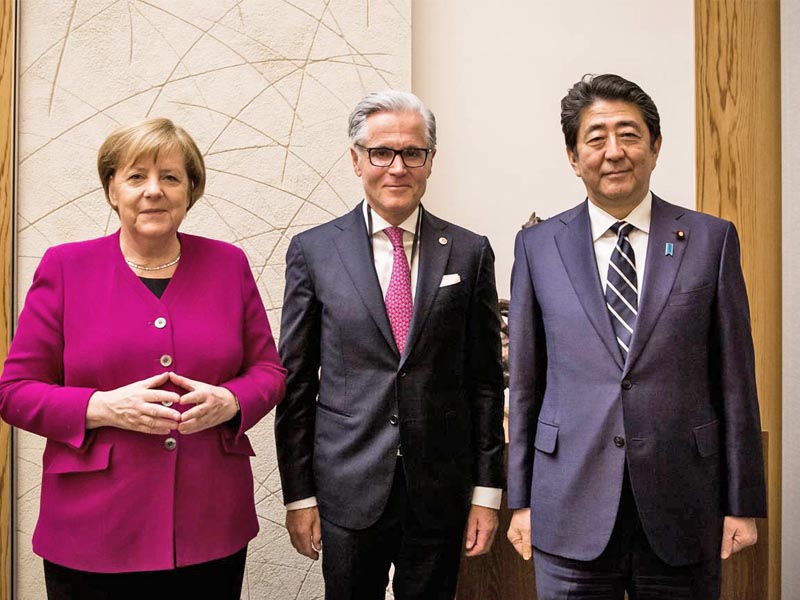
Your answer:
[384,227,405,249]
[610,221,632,237]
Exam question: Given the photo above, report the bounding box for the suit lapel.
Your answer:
[333,205,398,356]
[555,201,624,370]
[624,195,688,374]
[401,209,451,367]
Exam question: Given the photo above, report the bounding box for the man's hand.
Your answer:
[286,506,322,560]
[721,516,758,559]
[464,505,499,557]
[507,508,532,560]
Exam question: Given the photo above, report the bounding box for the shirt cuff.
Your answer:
[286,496,318,511]
[471,486,502,510]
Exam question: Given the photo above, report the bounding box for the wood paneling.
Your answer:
[0,0,12,598]
[695,1,781,599]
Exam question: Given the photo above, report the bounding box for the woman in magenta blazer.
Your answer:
[0,118,286,599]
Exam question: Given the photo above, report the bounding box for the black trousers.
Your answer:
[533,470,721,600]
[43,546,247,600]
[320,460,467,600]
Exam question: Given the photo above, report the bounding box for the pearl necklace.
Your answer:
[125,252,181,272]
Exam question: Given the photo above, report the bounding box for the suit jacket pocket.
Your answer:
[316,401,353,419]
[534,420,558,454]
[44,442,113,475]
[219,431,256,456]
[667,284,714,306]
[693,419,720,457]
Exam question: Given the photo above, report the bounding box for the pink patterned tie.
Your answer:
[384,227,413,353]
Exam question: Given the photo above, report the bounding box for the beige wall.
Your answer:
[412,0,695,298]
[14,2,409,598]
[782,0,800,592]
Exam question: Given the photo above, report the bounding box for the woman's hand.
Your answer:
[86,372,181,434]
[169,372,239,434]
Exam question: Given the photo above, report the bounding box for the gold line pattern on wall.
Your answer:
[695,1,781,599]
[13,1,410,598]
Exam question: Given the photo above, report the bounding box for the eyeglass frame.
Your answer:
[354,144,433,168]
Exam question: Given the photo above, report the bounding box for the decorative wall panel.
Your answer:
[15,1,410,597]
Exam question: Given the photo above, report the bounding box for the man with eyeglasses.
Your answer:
[276,90,505,599]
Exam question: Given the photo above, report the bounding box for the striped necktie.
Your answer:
[605,221,638,360]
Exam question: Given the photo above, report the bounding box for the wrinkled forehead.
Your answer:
[578,99,647,134]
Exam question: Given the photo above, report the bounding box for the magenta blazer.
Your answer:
[0,230,286,573]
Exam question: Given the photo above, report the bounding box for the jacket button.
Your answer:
[161,400,173,407]
[164,437,177,451]
[154,317,167,329]
[614,436,625,448]
[389,415,399,426]
[621,379,632,390]
[160,354,173,367]
[400,371,407,378]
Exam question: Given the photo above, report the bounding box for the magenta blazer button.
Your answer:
[164,438,177,451]
[160,354,173,367]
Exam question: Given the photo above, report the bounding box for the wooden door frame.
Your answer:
[0,0,14,599]
[695,1,782,598]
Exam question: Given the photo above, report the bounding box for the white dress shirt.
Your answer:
[286,201,502,512]
[587,192,652,294]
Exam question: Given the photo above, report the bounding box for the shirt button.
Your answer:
[164,437,177,451]
[160,354,173,367]
[161,400,173,407]
[389,415,399,426]
[621,379,632,390]
[614,436,625,448]
[154,317,167,329]
[400,372,407,378]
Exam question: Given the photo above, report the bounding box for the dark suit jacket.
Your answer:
[507,195,767,566]
[276,203,505,530]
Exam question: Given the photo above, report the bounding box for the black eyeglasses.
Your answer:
[355,144,432,168]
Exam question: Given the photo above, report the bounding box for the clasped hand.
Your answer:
[86,371,238,435]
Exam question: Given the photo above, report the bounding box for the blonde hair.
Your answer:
[97,118,206,211]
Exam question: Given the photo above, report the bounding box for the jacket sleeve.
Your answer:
[507,230,547,509]
[713,223,767,516]
[221,248,287,440]
[0,248,96,449]
[465,237,506,489]
[274,236,321,504]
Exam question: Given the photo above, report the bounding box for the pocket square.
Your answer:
[439,273,461,287]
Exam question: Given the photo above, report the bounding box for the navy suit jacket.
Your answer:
[507,194,767,566]
[276,203,505,530]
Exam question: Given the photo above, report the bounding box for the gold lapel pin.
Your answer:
[438,237,448,245]
[676,230,685,240]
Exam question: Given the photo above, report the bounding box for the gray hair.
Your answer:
[348,90,437,148]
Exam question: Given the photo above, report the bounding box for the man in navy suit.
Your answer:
[276,91,505,600]
[506,74,766,599]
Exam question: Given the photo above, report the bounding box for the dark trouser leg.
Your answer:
[43,546,247,600]
[320,460,467,600]
[390,520,463,600]
[320,464,405,600]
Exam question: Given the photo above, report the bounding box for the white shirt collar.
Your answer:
[588,191,652,242]
[361,200,420,236]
